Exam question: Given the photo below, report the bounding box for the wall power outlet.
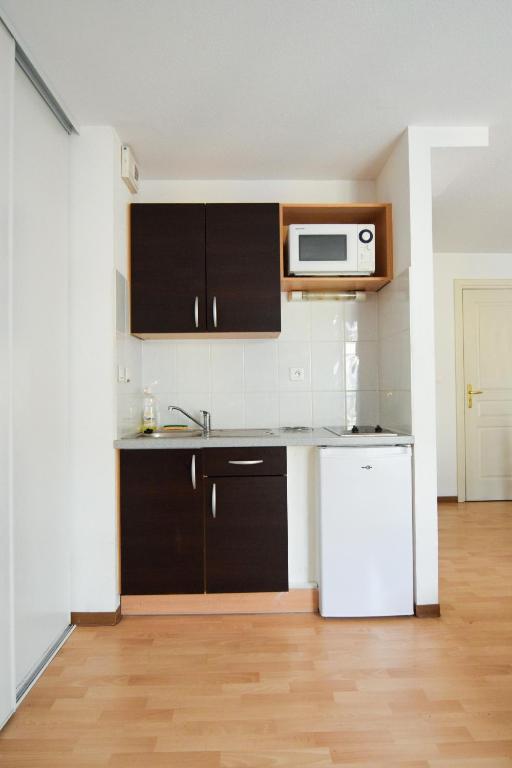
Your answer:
[289,367,305,382]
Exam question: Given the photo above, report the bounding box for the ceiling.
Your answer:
[1,0,512,251]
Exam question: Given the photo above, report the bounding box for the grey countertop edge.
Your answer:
[114,431,414,450]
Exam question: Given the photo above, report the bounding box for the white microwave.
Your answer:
[287,223,375,276]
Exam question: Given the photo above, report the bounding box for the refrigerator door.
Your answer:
[318,446,413,617]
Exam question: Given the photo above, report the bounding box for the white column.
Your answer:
[69,126,133,612]
[377,126,488,607]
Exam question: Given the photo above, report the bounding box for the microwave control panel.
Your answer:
[358,225,375,272]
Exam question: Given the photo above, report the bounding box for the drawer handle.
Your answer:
[211,482,216,519]
[191,454,196,490]
[228,460,264,465]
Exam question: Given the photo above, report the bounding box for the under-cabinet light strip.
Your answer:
[288,291,367,302]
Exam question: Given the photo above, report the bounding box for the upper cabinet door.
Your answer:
[205,204,281,332]
[131,204,206,334]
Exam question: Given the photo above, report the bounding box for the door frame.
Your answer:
[454,279,512,501]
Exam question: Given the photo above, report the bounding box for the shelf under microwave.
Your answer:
[288,270,375,277]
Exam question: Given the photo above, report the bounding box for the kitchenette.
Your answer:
[114,199,414,620]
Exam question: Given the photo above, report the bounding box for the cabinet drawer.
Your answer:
[204,447,286,476]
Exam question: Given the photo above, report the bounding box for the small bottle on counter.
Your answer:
[142,387,157,433]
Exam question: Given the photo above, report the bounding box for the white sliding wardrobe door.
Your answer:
[0,24,15,728]
[12,65,71,688]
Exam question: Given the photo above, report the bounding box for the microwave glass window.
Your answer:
[298,234,348,262]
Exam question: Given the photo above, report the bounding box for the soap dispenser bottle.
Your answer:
[142,387,157,433]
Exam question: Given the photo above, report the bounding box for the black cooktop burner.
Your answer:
[325,425,398,437]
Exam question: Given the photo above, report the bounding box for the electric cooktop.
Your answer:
[325,425,398,437]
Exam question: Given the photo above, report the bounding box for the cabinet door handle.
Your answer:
[191,454,196,490]
[212,296,218,328]
[194,296,199,329]
[228,460,264,465]
[211,482,216,519]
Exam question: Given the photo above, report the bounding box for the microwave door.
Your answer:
[297,230,358,274]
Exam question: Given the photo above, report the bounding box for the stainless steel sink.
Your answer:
[136,427,279,439]
[136,429,203,438]
[208,428,279,438]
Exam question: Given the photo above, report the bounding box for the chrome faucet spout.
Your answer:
[168,405,211,436]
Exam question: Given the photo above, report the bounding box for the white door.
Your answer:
[0,23,15,730]
[13,65,71,691]
[463,289,512,500]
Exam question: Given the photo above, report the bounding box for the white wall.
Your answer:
[434,252,512,496]
[69,126,133,612]
[139,179,376,204]
[12,64,71,686]
[0,20,15,728]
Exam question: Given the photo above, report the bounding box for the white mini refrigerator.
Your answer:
[318,446,413,617]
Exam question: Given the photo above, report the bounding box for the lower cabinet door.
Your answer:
[205,476,288,593]
[121,450,204,595]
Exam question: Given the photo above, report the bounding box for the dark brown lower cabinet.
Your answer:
[120,447,288,596]
[120,449,204,595]
[204,476,288,593]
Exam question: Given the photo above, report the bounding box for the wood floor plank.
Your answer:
[0,500,511,767]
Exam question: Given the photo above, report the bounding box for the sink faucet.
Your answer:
[168,405,211,436]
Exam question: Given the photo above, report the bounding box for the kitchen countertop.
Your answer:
[114,428,414,450]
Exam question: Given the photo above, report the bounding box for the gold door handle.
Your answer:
[467,384,483,408]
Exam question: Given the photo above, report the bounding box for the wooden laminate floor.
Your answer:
[1,501,511,767]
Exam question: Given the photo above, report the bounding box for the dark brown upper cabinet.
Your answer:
[120,449,204,595]
[131,204,206,335]
[130,203,281,338]
[205,204,281,333]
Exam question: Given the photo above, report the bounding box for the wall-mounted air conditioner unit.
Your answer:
[121,144,139,193]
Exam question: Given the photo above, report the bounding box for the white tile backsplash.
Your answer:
[379,330,411,391]
[142,341,175,392]
[312,391,345,428]
[345,390,380,427]
[311,301,345,341]
[311,342,344,391]
[279,392,313,428]
[244,392,279,428]
[378,269,410,338]
[377,269,412,433]
[243,342,278,391]
[379,389,412,433]
[345,341,379,391]
[175,343,211,392]
[211,343,244,392]
[135,293,397,432]
[279,294,311,341]
[211,392,245,428]
[344,294,378,341]
[116,330,143,437]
